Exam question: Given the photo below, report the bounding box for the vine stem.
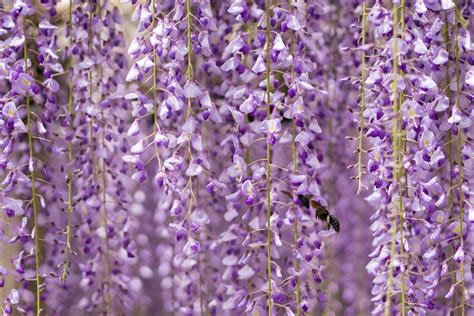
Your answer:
[385,2,400,315]
[186,0,193,80]
[98,3,113,314]
[152,0,157,128]
[357,0,366,195]
[398,1,406,315]
[23,16,42,316]
[151,0,162,170]
[399,0,412,293]
[288,0,300,314]
[243,15,255,294]
[454,6,465,315]
[265,0,273,314]
[101,130,112,316]
[185,0,204,314]
[443,11,458,315]
[61,0,74,282]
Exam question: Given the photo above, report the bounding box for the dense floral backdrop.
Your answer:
[0,0,473,315]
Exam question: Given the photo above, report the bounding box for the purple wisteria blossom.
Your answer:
[0,0,472,315]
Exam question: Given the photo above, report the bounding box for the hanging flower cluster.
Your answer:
[0,0,472,315]
[1,0,136,315]
[356,1,473,315]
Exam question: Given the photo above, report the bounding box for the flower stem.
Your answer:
[265,0,273,314]
[443,12,458,315]
[243,20,254,292]
[195,176,205,316]
[399,0,411,288]
[88,0,98,179]
[186,0,193,80]
[61,0,74,282]
[288,0,300,314]
[23,15,42,316]
[357,0,366,195]
[454,7,465,315]
[152,0,157,128]
[98,49,112,316]
[185,1,204,314]
[385,2,400,315]
[397,2,406,315]
[100,132,112,316]
[150,0,163,169]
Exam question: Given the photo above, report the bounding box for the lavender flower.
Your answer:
[0,0,472,315]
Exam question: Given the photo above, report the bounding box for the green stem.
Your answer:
[195,176,205,316]
[88,0,95,181]
[265,0,273,314]
[203,172,212,315]
[357,0,367,195]
[98,3,112,313]
[61,0,74,282]
[454,7,465,315]
[400,0,412,282]
[185,1,204,314]
[186,0,193,80]
[288,0,300,314]
[151,0,162,170]
[23,17,42,315]
[101,137,112,315]
[385,3,399,315]
[443,12,459,315]
[242,14,255,293]
[152,0,157,132]
[398,2,406,315]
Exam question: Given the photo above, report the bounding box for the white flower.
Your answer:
[126,64,139,82]
[251,55,266,74]
[441,0,455,10]
[183,238,200,257]
[273,34,285,51]
[465,68,474,89]
[419,75,437,90]
[183,80,202,98]
[286,15,301,31]
[261,119,282,134]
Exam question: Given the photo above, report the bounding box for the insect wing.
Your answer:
[329,215,340,233]
[311,200,329,221]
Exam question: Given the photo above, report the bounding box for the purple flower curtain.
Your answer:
[0,0,473,315]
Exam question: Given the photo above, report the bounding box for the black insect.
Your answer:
[328,214,340,233]
[283,191,340,233]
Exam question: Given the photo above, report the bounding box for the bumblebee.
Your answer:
[283,191,340,233]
